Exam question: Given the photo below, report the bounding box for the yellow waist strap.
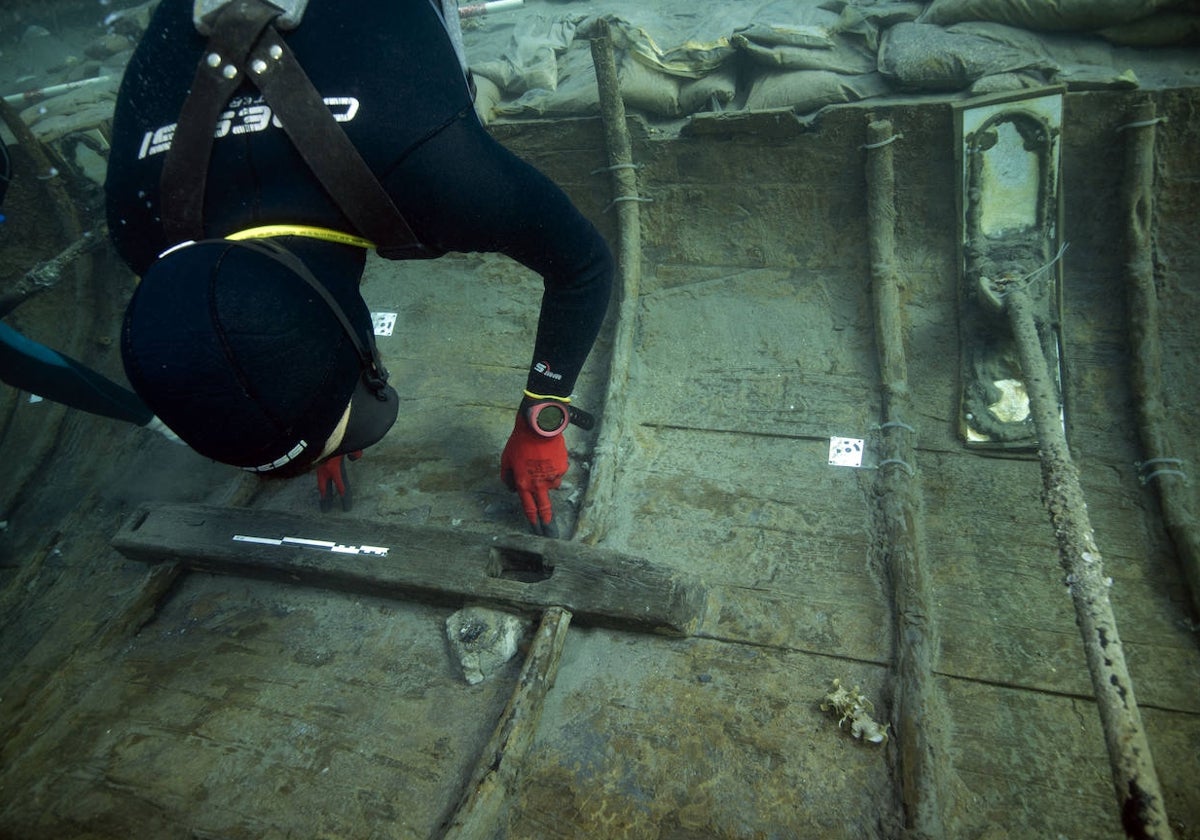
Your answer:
[523,390,571,403]
[226,224,374,249]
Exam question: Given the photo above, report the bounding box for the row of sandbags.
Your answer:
[5,0,1195,161]
[465,0,1198,121]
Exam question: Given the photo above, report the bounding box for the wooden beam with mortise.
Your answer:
[112,504,707,636]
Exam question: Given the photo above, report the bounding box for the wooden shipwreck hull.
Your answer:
[0,76,1198,839]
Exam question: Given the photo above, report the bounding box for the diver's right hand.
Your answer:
[500,412,567,538]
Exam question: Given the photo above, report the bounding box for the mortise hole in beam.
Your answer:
[488,547,554,583]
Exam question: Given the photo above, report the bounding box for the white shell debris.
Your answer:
[820,678,889,745]
[445,606,525,685]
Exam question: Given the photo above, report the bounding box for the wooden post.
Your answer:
[573,18,643,545]
[0,98,81,247]
[864,118,947,840]
[438,607,573,839]
[0,226,106,316]
[1121,98,1200,620]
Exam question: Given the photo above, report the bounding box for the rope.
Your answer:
[876,458,914,476]
[1116,116,1169,132]
[603,195,653,214]
[1137,459,1188,486]
[861,132,903,150]
[1141,469,1188,485]
[987,241,1069,300]
[591,162,641,175]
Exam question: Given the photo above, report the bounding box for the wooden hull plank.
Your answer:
[112,504,707,636]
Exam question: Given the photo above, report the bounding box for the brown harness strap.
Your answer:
[246,26,431,258]
[160,0,278,245]
[159,0,432,257]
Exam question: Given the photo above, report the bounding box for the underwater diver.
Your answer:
[105,0,613,532]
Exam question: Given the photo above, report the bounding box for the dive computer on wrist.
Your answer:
[527,400,570,438]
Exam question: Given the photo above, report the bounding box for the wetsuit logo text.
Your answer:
[136,95,360,159]
[534,362,563,381]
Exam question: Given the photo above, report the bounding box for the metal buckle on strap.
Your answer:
[194,0,308,34]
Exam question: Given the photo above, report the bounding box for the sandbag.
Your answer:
[679,63,739,114]
[744,69,890,113]
[18,76,121,143]
[878,22,1053,91]
[470,15,580,95]
[731,3,880,78]
[607,10,742,78]
[487,19,732,120]
[847,2,926,31]
[493,38,598,118]
[1099,10,1200,44]
[733,21,836,50]
[919,0,1170,31]
[967,70,1052,94]
[733,34,877,74]
[471,73,504,125]
[619,54,680,118]
[948,21,1141,89]
[604,0,851,79]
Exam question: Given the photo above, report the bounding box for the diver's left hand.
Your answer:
[316,451,362,512]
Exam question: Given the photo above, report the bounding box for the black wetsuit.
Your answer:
[105,0,612,399]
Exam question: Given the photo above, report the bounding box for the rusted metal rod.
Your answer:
[999,283,1173,840]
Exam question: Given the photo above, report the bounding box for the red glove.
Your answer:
[500,412,567,537]
[316,451,362,512]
